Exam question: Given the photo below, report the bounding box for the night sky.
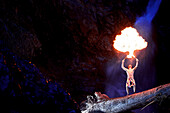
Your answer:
[0,0,170,113]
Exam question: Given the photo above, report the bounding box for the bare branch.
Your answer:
[81,83,170,113]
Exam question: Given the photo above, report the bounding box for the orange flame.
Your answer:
[113,27,148,58]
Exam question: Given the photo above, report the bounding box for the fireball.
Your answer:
[113,27,148,58]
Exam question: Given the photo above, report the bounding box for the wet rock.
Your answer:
[0,49,80,113]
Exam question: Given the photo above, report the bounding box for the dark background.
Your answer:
[0,0,169,112]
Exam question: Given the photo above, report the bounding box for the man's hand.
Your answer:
[122,58,125,62]
[136,58,139,62]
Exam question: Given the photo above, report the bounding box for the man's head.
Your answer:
[128,65,132,69]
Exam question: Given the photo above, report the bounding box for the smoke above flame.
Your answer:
[113,27,148,58]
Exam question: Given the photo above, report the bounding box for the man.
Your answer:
[121,57,139,95]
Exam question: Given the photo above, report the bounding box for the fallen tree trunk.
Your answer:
[81,83,170,113]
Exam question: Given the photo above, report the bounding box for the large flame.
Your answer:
[113,27,148,58]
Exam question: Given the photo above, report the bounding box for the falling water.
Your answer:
[134,0,162,95]
[105,0,162,101]
[133,0,161,112]
[134,0,161,113]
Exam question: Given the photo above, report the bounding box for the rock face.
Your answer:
[0,9,42,59]
[0,0,144,103]
[0,0,146,59]
[0,49,80,113]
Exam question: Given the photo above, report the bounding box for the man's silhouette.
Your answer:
[121,57,139,95]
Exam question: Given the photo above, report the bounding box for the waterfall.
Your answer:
[133,0,161,112]
[135,0,161,24]
[134,0,162,41]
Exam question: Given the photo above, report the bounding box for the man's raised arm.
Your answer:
[121,58,127,71]
[133,58,139,70]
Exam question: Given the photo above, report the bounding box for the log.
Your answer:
[80,83,170,113]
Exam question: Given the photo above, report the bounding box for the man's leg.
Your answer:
[132,79,136,93]
[133,85,136,93]
[126,82,129,95]
[126,86,129,95]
